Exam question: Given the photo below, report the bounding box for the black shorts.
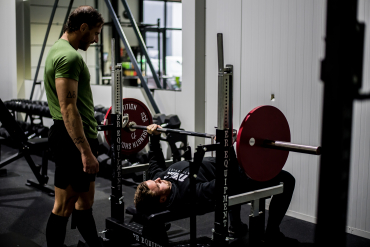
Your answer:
[48,120,98,192]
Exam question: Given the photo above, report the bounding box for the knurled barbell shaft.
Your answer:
[131,125,321,154]
[129,123,320,154]
[263,140,321,155]
[131,125,215,139]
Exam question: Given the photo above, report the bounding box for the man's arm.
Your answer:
[196,180,216,204]
[56,77,99,174]
[146,124,167,179]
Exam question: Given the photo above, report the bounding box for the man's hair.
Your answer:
[134,182,161,214]
[64,6,104,33]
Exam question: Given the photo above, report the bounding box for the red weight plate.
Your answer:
[236,105,290,181]
[104,98,153,155]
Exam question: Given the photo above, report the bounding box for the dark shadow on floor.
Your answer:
[0,232,41,247]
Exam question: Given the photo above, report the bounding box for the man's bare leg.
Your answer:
[73,182,102,247]
[53,185,81,216]
[75,181,95,210]
[46,185,80,247]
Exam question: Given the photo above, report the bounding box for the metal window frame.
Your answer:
[104,0,161,114]
[142,0,183,89]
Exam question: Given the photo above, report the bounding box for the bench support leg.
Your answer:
[249,198,266,246]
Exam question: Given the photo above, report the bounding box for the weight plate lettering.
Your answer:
[104,98,153,155]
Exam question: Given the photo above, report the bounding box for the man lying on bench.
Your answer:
[134,124,299,246]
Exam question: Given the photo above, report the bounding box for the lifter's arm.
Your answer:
[146,124,166,179]
[56,77,99,174]
[196,180,216,204]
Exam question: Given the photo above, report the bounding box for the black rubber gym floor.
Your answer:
[0,145,369,247]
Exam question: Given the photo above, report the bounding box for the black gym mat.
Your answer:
[0,232,41,247]
[1,145,370,247]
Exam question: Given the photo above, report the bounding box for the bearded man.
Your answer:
[44,6,104,247]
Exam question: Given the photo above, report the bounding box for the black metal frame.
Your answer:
[121,0,162,89]
[59,0,74,38]
[316,0,367,246]
[108,37,125,222]
[160,132,188,163]
[211,33,234,246]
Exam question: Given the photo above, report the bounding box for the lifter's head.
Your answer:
[134,178,172,214]
[62,6,104,51]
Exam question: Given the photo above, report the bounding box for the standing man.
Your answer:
[44,6,104,247]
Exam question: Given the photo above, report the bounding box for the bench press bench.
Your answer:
[99,34,320,247]
[102,160,284,247]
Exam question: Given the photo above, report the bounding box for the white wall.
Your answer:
[16,0,31,99]
[204,0,370,240]
[348,0,370,238]
[0,1,21,101]
[171,2,182,57]
[30,0,97,85]
[205,0,242,139]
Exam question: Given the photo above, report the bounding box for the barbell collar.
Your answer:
[130,124,215,139]
[263,140,321,155]
[122,114,129,128]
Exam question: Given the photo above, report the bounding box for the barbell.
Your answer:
[102,98,321,181]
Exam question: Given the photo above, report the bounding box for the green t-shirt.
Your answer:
[44,39,97,139]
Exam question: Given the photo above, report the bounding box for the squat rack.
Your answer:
[101,0,370,241]
[316,0,370,246]
[101,34,285,247]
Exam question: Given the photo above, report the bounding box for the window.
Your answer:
[143,0,182,90]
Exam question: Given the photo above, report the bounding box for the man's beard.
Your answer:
[165,180,172,190]
[79,31,91,51]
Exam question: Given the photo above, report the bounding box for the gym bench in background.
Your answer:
[0,98,54,196]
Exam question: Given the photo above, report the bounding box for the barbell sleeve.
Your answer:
[130,125,215,139]
[263,140,321,155]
